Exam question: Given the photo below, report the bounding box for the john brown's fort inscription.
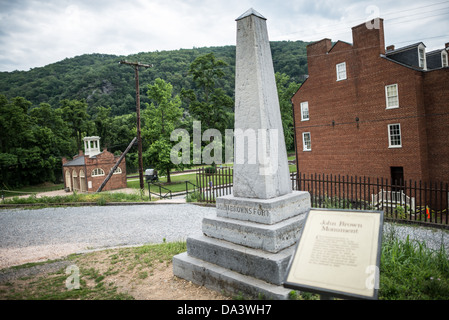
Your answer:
[216,203,270,217]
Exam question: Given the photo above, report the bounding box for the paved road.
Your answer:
[0,204,215,268]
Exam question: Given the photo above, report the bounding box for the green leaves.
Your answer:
[182,53,234,133]
[144,78,183,141]
[60,99,90,151]
[0,95,82,187]
[141,78,185,182]
[189,52,227,101]
[275,72,301,151]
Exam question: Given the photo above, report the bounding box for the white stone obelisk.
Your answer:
[172,9,310,300]
[233,8,292,199]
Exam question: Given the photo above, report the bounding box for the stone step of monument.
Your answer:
[186,234,294,285]
[202,212,307,253]
[216,191,311,225]
[173,252,293,300]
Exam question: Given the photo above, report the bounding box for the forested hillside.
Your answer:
[0,41,309,116]
[0,41,309,188]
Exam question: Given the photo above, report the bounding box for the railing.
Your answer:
[1,189,38,201]
[372,189,415,210]
[185,181,199,197]
[148,182,172,201]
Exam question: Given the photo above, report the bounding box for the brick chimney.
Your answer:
[386,45,395,52]
[445,42,449,49]
[352,18,385,56]
[307,38,332,56]
[307,38,332,75]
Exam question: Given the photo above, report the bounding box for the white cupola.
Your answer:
[83,136,101,157]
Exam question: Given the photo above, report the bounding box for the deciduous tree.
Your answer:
[142,78,185,182]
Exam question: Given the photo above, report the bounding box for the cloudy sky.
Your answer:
[1,0,448,72]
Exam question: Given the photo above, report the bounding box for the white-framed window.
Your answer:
[336,62,347,81]
[300,102,309,121]
[418,45,427,70]
[302,132,311,151]
[92,168,105,177]
[113,167,122,174]
[385,84,399,109]
[442,51,448,68]
[388,124,402,148]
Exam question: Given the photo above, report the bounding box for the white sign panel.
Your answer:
[284,209,383,300]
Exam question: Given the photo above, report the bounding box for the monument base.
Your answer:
[172,191,311,300]
[174,252,293,300]
[203,210,307,253]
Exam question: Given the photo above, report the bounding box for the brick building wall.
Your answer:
[292,19,449,184]
[84,149,127,192]
[424,69,449,182]
[62,149,127,192]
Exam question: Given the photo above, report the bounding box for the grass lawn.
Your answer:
[128,165,237,194]
[1,183,64,198]
[127,172,199,194]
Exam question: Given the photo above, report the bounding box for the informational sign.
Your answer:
[284,208,383,300]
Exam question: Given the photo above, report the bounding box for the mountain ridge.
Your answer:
[0,41,309,116]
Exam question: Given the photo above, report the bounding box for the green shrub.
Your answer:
[186,191,200,203]
[380,232,449,300]
[205,166,216,174]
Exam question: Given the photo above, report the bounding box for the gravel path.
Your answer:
[1,204,449,270]
[0,204,214,269]
[383,222,449,252]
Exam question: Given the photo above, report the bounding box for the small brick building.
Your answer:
[292,18,449,184]
[62,136,127,192]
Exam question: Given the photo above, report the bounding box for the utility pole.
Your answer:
[120,60,153,193]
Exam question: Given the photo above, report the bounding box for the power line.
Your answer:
[382,0,449,18]
[281,2,449,43]
[385,10,449,26]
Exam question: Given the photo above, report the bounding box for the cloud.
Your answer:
[0,0,244,71]
[0,0,447,71]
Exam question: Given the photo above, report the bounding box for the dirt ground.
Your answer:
[78,250,229,300]
[0,247,230,300]
[68,249,229,300]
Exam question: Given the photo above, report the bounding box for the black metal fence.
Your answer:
[195,168,449,226]
[196,167,233,203]
[293,173,449,226]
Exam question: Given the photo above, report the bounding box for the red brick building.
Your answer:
[62,136,127,192]
[292,18,449,184]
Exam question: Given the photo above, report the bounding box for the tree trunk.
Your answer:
[76,130,82,153]
[167,168,171,183]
